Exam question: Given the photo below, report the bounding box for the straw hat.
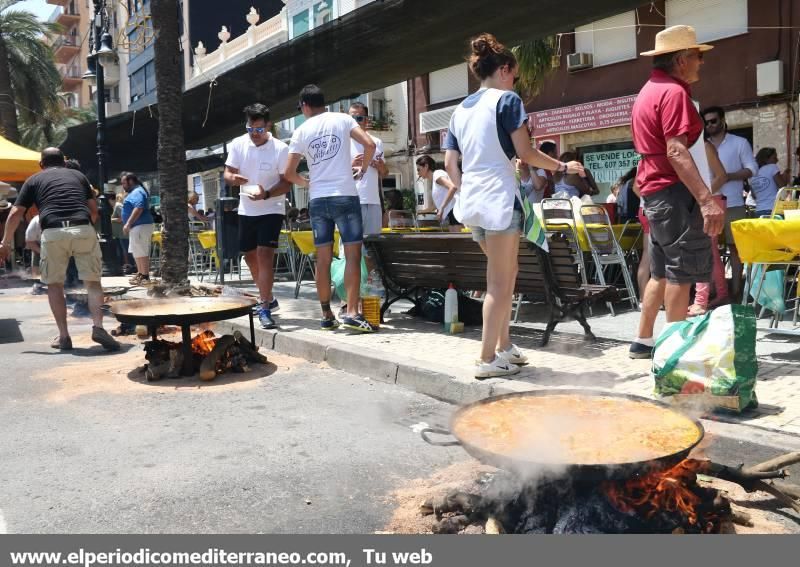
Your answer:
[640,25,714,57]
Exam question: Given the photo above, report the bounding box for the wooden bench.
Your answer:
[364,232,616,346]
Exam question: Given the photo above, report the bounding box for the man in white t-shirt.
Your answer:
[223,103,291,330]
[284,85,377,333]
[349,102,387,240]
[703,106,757,298]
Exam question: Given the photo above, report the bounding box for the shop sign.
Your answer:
[583,149,641,184]
[529,95,637,138]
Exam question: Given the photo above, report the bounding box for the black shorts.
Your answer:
[238,214,284,252]
[642,183,712,285]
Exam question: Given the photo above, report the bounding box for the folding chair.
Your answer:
[580,204,639,315]
[149,228,162,277]
[274,229,297,279]
[540,199,588,285]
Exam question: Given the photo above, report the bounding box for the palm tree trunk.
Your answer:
[151,0,188,287]
[0,33,21,143]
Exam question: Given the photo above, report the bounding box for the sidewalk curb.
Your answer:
[223,319,800,442]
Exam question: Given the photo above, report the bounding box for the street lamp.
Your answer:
[85,0,121,276]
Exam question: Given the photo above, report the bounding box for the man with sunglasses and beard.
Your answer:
[702,105,757,300]
[224,103,292,329]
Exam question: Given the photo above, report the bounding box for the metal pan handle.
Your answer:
[420,427,461,446]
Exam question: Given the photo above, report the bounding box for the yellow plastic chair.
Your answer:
[290,230,340,298]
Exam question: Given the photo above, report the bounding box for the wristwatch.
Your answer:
[557,161,567,173]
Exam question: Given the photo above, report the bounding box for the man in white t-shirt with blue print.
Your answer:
[223,103,292,330]
[284,85,378,333]
[349,102,387,239]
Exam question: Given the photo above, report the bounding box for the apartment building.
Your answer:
[410,0,799,199]
[46,0,93,110]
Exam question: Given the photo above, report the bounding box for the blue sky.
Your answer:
[12,1,56,21]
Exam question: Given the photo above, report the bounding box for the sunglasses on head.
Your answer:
[246,126,266,134]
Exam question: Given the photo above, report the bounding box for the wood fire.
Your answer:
[143,330,268,381]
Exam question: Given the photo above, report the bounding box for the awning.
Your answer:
[60,0,644,176]
[0,135,41,182]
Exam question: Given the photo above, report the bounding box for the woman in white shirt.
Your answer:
[416,155,461,231]
[750,147,790,217]
[443,33,583,379]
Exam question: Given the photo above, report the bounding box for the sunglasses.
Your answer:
[246,126,266,134]
[704,118,720,126]
[353,115,367,123]
[297,102,303,112]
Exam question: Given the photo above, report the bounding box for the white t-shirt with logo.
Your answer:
[431,170,456,217]
[225,133,290,216]
[351,134,384,205]
[289,112,360,200]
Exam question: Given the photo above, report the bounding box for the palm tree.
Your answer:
[19,100,96,149]
[513,36,559,103]
[0,0,62,144]
[151,0,188,286]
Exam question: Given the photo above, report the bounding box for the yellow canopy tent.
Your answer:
[0,135,40,182]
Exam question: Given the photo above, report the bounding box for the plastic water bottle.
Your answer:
[444,283,459,331]
[369,269,385,300]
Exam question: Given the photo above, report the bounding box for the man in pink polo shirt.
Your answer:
[628,25,724,359]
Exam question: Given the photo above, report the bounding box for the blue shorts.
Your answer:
[309,196,363,248]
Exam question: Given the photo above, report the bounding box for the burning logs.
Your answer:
[143,330,267,381]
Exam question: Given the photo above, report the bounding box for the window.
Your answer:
[290,1,335,39]
[574,11,637,67]
[130,68,145,102]
[429,63,468,105]
[292,11,310,38]
[144,61,156,94]
[666,0,748,43]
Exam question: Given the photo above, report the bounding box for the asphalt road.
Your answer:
[1,279,799,533]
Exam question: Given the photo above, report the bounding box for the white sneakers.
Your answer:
[474,344,528,379]
[496,344,528,365]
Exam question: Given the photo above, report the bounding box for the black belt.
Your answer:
[43,219,90,230]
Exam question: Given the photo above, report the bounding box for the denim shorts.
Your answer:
[469,209,524,243]
[309,196,363,247]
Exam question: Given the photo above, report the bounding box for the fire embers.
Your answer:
[143,330,267,381]
[602,460,730,534]
[421,461,733,534]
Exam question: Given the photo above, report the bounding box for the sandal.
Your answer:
[51,335,73,350]
[687,304,707,317]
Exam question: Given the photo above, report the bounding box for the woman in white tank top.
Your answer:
[442,33,584,379]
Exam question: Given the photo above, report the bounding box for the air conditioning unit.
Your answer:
[567,52,593,72]
[757,60,784,96]
[419,105,458,134]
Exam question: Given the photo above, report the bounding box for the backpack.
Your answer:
[411,289,483,326]
[616,179,640,222]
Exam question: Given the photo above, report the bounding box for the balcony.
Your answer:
[105,101,122,117]
[57,6,80,26]
[60,65,83,87]
[54,35,81,63]
[186,9,288,90]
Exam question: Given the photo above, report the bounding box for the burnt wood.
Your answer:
[364,232,616,346]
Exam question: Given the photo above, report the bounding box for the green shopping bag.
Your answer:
[330,256,368,301]
[519,185,548,251]
[652,304,758,412]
